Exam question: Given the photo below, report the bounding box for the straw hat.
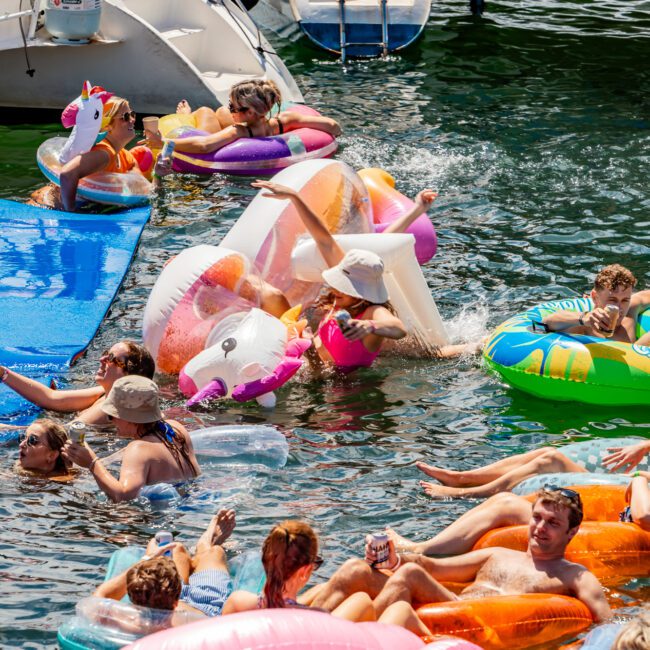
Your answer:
[101,376,163,423]
[321,249,388,304]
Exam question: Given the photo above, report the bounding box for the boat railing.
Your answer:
[0,0,44,41]
[338,0,388,62]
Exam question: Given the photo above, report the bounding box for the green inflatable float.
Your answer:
[484,297,650,405]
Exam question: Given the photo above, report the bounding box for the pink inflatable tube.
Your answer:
[124,609,445,650]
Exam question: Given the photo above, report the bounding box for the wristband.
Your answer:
[578,312,587,327]
[0,366,8,383]
[633,471,641,478]
[89,457,100,473]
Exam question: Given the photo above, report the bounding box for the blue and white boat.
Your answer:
[289,0,431,60]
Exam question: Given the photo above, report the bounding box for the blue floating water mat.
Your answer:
[0,199,150,436]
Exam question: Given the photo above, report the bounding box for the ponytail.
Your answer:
[262,520,318,608]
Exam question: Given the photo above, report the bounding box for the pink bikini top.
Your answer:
[317,310,381,373]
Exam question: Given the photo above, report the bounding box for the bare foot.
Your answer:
[415,461,467,486]
[197,508,236,551]
[386,527,422,554]
[420,480,468,499]
[177,99,192,114]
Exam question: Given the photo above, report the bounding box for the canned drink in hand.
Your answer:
[68,421,87,444]
[603,304,619,338]
[155,531,174,557]
[369,532,390,567]
[334,310,351,331]
[160,139,175,161]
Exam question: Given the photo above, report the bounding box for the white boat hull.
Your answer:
[0,0,303,112]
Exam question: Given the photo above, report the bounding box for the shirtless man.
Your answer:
[542,264,650,344]
[0,340,154,426]
[306,488,611,628]
[92,509,236,631]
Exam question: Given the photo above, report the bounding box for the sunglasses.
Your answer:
[228,102,249,113]
[119,111,137,122]
[101,350,129,370]
[542,484,582,506]
[311,555,324,569]
[21,433,41,447]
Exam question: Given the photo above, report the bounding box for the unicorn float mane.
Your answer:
[58,80,113,165]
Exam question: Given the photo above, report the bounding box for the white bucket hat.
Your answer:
[101,376,163,423]
[321,249,389,304]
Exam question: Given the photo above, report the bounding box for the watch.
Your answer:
[578,312,587,326]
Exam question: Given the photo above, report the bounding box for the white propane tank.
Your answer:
[45,0,102,44]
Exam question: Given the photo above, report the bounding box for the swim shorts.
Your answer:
[180,569,232,617]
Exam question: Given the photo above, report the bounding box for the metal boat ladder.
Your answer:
[338,0,388,62]
[0,0,43,41]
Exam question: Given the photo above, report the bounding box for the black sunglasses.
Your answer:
[101,350,129,370]
[119,111,137,122]
[21,433,40,447]
[543,484,582,506]
[311,555,324,569]
[228,102,249,113]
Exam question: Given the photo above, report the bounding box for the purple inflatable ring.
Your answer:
[170,105,338,176]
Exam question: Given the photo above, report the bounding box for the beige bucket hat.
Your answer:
[321,249,389,304]
[101,375,163,423]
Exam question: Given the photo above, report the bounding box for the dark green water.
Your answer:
[2,1,650,646]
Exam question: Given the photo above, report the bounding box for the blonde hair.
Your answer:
[262,520,318,608]
[230,80,282,116]
[103,96,129,125]
[612,611,650,650]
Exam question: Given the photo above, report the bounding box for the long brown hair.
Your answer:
[262,520,318,608]
[137,420,199,478]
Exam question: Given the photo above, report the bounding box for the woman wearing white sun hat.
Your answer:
[250,180,449,373]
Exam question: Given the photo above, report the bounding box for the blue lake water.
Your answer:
[1,0,650,646]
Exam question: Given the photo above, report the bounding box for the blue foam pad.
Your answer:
[0,199,150,432]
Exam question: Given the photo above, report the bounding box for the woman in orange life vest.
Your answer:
[51,97,170,212]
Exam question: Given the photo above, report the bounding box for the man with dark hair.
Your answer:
[543,264,650,344]
[94,508,236,623]
[305,488,611,624]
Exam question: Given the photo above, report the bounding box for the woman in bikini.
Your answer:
[146,80,341,156]
[250,180,470,372]
[62,375,200,502]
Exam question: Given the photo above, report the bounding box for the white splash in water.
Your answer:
[444,300,490,345]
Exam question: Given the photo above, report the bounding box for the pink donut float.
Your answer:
[123,609,427,650]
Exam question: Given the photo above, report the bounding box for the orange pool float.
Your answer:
[473,521,650,579]
[522,484,627,522]
[417,594,592,650]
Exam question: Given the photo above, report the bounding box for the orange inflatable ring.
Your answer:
[417,594,592,650]
[522,484,627,522]
[473,521,650,580]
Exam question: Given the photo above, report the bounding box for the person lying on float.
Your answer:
[387,478,650,558]
[542,264,650,344]
[416,437,650,499]
[91,508,235,631]
[0,341,154,427]
[62,376,200,502]
[304,487,611,624]
[146,79,341,155]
